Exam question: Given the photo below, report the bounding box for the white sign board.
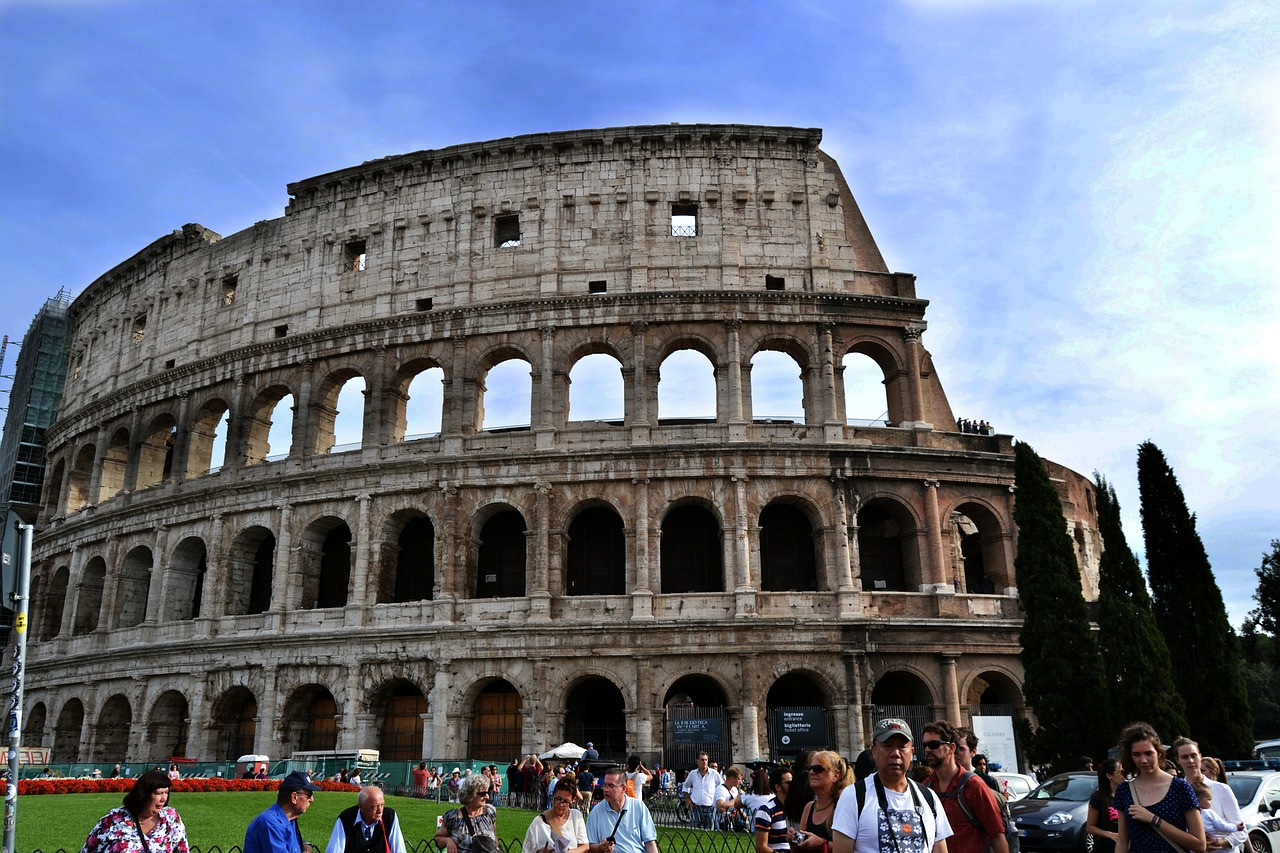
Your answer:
[971,716,1020,773]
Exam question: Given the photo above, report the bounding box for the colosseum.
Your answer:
[18,123,1100,770]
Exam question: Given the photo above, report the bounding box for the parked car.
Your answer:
[1009,772,1098,852]
[1227,771,1280,853]
[992,771,1040,801]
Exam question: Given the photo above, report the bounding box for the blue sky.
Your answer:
[2,0,1277,625]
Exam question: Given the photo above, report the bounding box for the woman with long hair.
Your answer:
[1087,758,1125,853]
[1114,722,1206,853]
[794,750,854,852]
[80,769,189,853]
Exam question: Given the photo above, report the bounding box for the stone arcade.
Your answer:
[18,124,1101,767]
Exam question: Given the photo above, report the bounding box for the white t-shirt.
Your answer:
[832,776,953,853]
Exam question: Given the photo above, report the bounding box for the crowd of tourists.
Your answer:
[73,719,1241,853]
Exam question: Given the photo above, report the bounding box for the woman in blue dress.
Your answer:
[1114,722,1206,853]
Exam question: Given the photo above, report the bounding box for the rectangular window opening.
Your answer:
[588,280,608,294]
[415,297,434,312]
[164,359,176,369]
[765,275,786,291]
[131,315,147,342]
[671,203,698,237]
[495,214,521,248]
[221,274,238,305]
[343,239,367,273]
[274,324,289,338]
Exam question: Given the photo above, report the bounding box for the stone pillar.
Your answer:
[431,662,452,761]
[634,656,654,755]
[59,546,82,637]
[530,482,553,622]
[940,654,962,724]
[844,651,866,752]
[534,326,557,449]
[122,406,142,493]
[629,322,651,443]
[171,390,192,484]
[435,484,459,623]
[347,493,372,626]
[291,362,315,459]
[97,536,123,631]
[1002,485,1019,596]
[256,668,280,757]
[144,523,171,624]
[185,679,208,760]
[269,503,293,619]
[724,319,746,441]
[364,346,388,449]
[420,711,434,761]
[817,324,844,440]
[78,685,98,764]
[198,513,224,629]
[631,476,654,619]
[902,325,931,429]
[921,480,949,593]
[87,424,109,505]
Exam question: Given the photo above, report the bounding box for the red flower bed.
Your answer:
[18,778,356,795]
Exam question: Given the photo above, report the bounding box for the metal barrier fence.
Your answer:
[26,834,756,853]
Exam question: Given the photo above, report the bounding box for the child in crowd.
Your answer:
[1192,781,1247,850]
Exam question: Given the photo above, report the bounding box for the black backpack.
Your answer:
[936,771,1020,853]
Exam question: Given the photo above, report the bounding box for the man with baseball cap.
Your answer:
[832,718,952,853]
[246,770,322,853]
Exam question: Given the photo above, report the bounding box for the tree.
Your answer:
[1014,441,1109,771]
[1137,441,1252,756]
[1250,540,1280,645]
[1094,474,1188,742]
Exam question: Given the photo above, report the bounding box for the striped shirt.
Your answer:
[754,796,790,851]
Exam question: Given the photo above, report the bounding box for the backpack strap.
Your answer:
[951,771,984,832]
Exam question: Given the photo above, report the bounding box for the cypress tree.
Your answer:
[1137,440,1252,756]
[1094,473,1188,741]
[1014,441,1108,771]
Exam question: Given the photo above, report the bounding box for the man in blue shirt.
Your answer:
[586,767,659,853]
[246,771,322,853]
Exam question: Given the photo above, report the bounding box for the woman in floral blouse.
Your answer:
[81,769,190,853]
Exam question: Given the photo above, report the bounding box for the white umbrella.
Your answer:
[539,742,586,760]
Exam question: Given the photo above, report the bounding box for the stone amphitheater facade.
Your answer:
[20,124,1101,768]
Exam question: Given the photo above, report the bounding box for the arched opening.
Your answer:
[42,565,69,640]
[857,499,920,592]
[951,502,1011,595]
[136,414,177,489]
[403,365,445,441]
[377,681,427,761]
[186,399,230,477]
[660,504,722,593]
[470,680,522,759]
[966,670,1024,719]
[390,515,435,603]
[568,353,625,422]
[93,694,132,762]
[298,517,352,610]
[663,675,732,767]
[226,526,274,615]
[765,672,832,761]
[566,506,626,595]
[658,349,716,422]
[24,702,47,745]
[480,358,532,431]
[165,537,207,621]
[284,685,338,753]
[67,443,95,512]
[97,428,129,501]
[565,678,626,759]
[475,509,527,598]
[211,687,258,760]
[116,546,153,629]
[54,699,84,762]
[245,385,293,465]
[147,690,189,760]
[750,350,804,423]
[842,350,895,426]
[870,671,934,744]
[44,458,65,517]
[759,502,819,591]
[73,556,107,635]
[317,371,365,454]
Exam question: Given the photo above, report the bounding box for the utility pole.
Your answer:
[2,521,32,853]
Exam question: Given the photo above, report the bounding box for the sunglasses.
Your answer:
[921,740,952,751]
[553,798,575,806]
[806,765,829,774]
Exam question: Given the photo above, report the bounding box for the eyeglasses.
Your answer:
[921,740,952,751]
[293,791,314,800]
[553,798,575,806]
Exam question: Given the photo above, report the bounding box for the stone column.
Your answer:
[940,654,962,724]
[59,545,82,637]
[171,390,192,484]
[921,480,949,593]
[534,326,557,449]
[817,324,844,440]
[365,346,388,449]
[144,523,171,624]
[902,325,931,429]
[269,503,293,621]
[347,493,372,626]
[185,679,208,760]
[98,536,123,631]
[198,513,224,630]
[431,662,452,761]
[87,424,109,505]
[122,406,142,493]
[256,668,280,757]
[724,319,746,441]
[844,651,866,752]
[292,361,315,459]
[530,482,553,622]
[435,484,459,623]
[634,656,654,755]
[629,322,651,444]
[631,476,654,619]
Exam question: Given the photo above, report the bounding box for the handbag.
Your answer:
[463,810,501,853]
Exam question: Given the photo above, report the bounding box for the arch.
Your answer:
[186,397,230,477]
[475,508,527,598]
[374,680,427,761]
[568,352,625,422]
[663,674,733,766]
[53,699,85,762]
[469,679,523,759]
[765,671,833,758]
[164,536,207,621]
[766,670,831,709]
[44,457,65,517]
[92,694,132,762]
[564,676,626,759]
[315,369,365,454]
[843,341,902,426]
[147,689,190,760]
[480,357,533,431]
[663,673,731,708]
[39,565,69,640]
[381,512,435,604]
[210,686,258,760]
[759,501,819,592]
[949,500,1012,594]
[298,516,352,609]
[244,384,293,465]
[870,670,935,745]
[67,443,95,512]
[749,349,805,423]
[73,556,107,635]
[97,427,129,501]
[400,363,445,441]
[226,526,275,615]
[565,505,626,595]
[857,498,921,592]
[660,503,723,593]
[282,684,338,753]
[136,413,177,489]
[24,701,47,745]
[116,545,153,629]
[658,349,716,421]
[964,669,1025,715]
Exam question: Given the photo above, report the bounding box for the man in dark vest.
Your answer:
[323,785,406,853]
